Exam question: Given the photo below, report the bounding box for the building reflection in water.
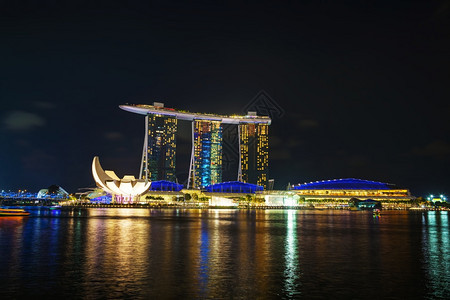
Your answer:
[0,216,25,286]
[198,214,210,295]
[81,209,152,298]
[192,209,275,298]
[284,210,300,297]
[422,211,450,299]
[3,208,448,298]
[254,210,271,297]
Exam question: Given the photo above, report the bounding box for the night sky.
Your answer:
[1,1,449,196]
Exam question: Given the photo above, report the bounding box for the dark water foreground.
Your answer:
[0,208,448,299]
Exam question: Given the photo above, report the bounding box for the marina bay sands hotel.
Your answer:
[120,103,271,189]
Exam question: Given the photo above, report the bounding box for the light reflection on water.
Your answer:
[284,210,300,297]
[422,211,450,299]
[0,209,449,298]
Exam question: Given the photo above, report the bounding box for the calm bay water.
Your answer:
[0,208,449,299]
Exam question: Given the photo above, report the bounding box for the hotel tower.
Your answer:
[120,102,271,189]
[239,123,269,189]
[140,113,177,182]
[191,120,223,188]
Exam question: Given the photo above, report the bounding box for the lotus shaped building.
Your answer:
[92,156,151,203]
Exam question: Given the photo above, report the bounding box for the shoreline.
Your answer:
[1,203,448,211]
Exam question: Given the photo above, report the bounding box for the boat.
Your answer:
[0,208,30,216]
[373,209,381,217]
[48,205,61,210]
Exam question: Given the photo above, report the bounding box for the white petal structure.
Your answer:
[92,156,151,198]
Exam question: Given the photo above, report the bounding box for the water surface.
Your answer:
[0,208,448,299]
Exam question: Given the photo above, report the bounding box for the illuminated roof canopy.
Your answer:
[293,178,394,190]
[120,104,271,124]
[149,180,183,192]
[205,181,264,193]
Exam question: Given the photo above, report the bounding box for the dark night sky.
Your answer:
[1,1,449,196]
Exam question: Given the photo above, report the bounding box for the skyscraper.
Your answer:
[140,113,177,181]
[239,123,269,189]
[190,120,223,188]
[120,103,270,189]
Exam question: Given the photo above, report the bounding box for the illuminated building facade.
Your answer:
[92,156,150,204]
[120,103,271,189]
[205,181,263,194]
[239,123,269,189]
[140,113,177,181]
[292,178,414,203]
[191,120,223,188]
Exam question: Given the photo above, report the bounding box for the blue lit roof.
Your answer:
[205,181,264,193]
[292,178,393,190]
[149,180,183,192]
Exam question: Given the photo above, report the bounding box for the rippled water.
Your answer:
[0,208,449,299]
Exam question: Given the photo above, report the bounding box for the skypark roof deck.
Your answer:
[120,103,271,124]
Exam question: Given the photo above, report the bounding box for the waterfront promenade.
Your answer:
[2,200,448,211]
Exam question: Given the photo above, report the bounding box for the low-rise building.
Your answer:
[292,178,414,209]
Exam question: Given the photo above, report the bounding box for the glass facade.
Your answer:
[239,123,269,189]
[125,103,271,190]
[193,120,223,188]
[142,114,177,181]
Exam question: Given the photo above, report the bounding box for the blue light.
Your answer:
[205,181,264,193]
[149,180,183,192]
[292,178,393,190]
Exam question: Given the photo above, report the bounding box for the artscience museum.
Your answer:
[92,156,151,203]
